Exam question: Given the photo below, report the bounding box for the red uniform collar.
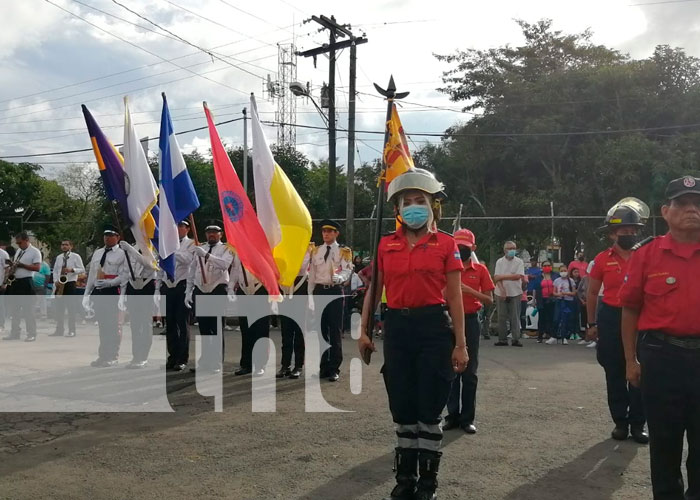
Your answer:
[659,232,700,259]
[392,227,438,246]
[462,259,477,271]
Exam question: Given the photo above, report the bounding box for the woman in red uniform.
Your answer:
[586,201,649,444]
[359,168,467,500]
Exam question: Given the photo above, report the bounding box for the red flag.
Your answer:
[203,103,281,299]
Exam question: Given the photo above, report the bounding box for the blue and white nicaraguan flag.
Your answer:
[158,92,200,280]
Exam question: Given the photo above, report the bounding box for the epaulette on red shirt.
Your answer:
[632,236,656,251]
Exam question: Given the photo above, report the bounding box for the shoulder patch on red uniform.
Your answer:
[632,236,656,251]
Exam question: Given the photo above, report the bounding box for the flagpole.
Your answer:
[188,213,207,284]
[363,76,409,364]
[109,201,136,281]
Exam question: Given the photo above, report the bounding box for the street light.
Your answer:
[289,82,329,126]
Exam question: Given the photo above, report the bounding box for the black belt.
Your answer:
[387,304,446,317]
[319,284,341,290]
[647,331,700,350]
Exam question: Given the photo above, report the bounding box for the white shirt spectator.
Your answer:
[0,248,9,284]
[494,255,525,298]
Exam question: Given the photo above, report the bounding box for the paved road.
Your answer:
[0,320,660,499]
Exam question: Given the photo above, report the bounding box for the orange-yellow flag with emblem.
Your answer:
[383,103,414,188]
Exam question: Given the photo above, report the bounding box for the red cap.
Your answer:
[454,229,476,247]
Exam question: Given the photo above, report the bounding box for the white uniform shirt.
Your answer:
[0,248,9,284]
[494,256,525,298]
[52,252,86,284]
[308,241,353,290]
[187,241,234,293]
[123,245,157,289]
[86,245,129,294]
[12,244,42,279]
[162,236,194,287]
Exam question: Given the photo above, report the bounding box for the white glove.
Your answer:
[184,289,193,309]
[119,241,136,253]
[193,245,208,258]
[332,274,344,285]
[82,295,92,312]
[118,293,127,312]
[308,294,315,312]
[95,279,108,289]
[227,290,237,303]
[153,289,161,307]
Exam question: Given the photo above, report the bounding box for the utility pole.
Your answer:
[242,107,248,192]
[346,40,357,247]
[297,15,367,229]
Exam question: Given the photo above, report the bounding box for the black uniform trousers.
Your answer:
[163,281,190,365]
[446,312,481,425]
[126,281,155,363]
[238,287,270,371]
[54,281,77,335]
[596,303,645,426]
[383,307,454,452]
[93,286,121,361]
[537,299,555,340]
[639,332,700,500]
[314,284,344,376]
[194,284,227,370]
[7,277,36,337]
[279,279,306,370]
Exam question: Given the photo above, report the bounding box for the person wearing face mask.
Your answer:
[620,176,700,500]
[587,201,648,444]
[359,168,467,500]
[443,228,494,435]
[547,265,577,345]
[535,261,558,343]
[493,241,526,347]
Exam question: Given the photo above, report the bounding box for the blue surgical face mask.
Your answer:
[400,204,430,229]
[506,249,517,258]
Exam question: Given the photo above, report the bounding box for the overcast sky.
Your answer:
[1,0,698,178]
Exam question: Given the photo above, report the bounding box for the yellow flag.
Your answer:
[250,95,312,287]
[383,103,414,187]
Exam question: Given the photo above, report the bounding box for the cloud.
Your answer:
[0,0,696,173]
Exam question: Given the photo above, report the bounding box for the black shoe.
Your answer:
[494,341,508,346]
[319,369,330,379]
[511,341,523,347]
[384,447,418,500]
[191,366,221,374]
[2,334,20,341]
[611,423,629,441]
[631,425,649,444]
[289,367,302,379]
[90,358,104,367]
[165,360,176,370]
[24,335,36,342]
[49,331,64,337]
[461,423,477,434]
[276,367,291,379]
[234,367,252,376]
[415,450,441,500]
[173,363,188,372]
[66,332,76,337]
[328,373,340,382]
[442,419,460,431]
[103,359,118,367]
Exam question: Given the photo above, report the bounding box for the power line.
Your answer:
[160,0,275,47]
[41,0,248,99]
[8,117,700,160]
[215,0,294,35]
[0,22,303,106]
[109,0,268,81]
[0,116,244,159]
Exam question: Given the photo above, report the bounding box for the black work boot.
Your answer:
[384,447,418,500]
[415,450,442,500]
